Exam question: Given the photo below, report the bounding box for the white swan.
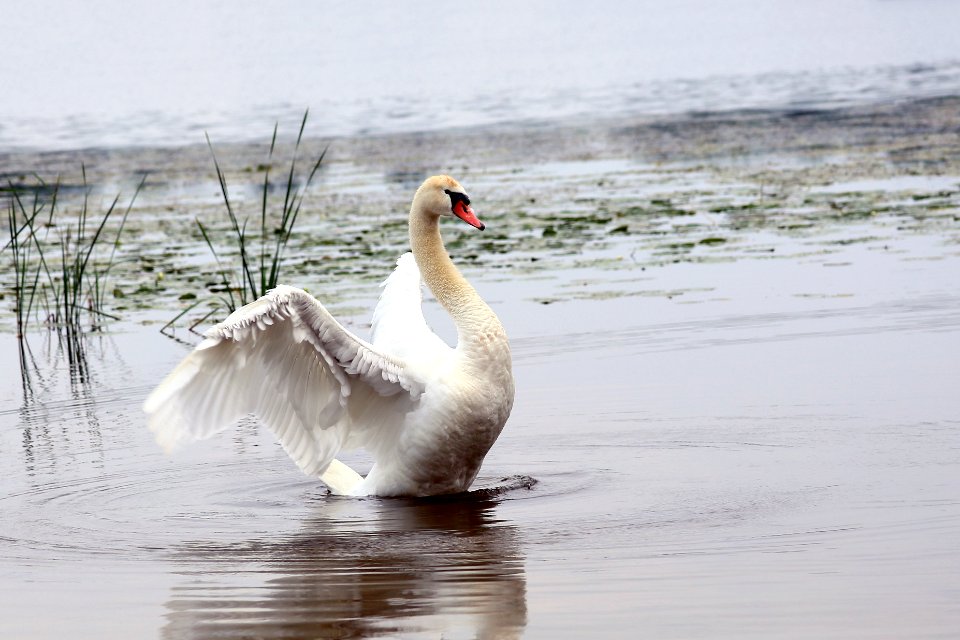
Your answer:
[144,175,514,497]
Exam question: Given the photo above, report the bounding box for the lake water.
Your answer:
[1,2,960,638]
[4,284,960,638]
[2,0,960,150]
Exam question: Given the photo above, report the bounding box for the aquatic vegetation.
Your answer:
[2,101,959,334]
[198,111,327,316]
[4,170,143,345]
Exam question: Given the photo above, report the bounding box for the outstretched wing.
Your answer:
[143,285,424,476]
[371,252,451,360]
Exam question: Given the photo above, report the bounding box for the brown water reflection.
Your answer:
[163,490,528,639]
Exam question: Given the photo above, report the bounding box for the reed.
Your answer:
[6,193,41,338]
[3,170,144,342]
[200,110,327,314]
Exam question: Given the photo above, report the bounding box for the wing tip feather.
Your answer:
[142,356,202,414]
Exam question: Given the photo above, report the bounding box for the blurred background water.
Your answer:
[2,0,959,150]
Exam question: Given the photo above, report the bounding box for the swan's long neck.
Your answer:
[409,210,500,349]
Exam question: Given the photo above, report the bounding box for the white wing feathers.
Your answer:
[372,253,425,344]
[372,253,451,360]
[143,285,424,476]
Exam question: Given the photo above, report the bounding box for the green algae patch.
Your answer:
[698,237,727,246]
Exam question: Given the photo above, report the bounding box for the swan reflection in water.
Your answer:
[162,482,530,639]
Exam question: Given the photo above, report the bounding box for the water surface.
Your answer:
[1,9,960,630]
[2,106,959,636]
[3,0,960,150]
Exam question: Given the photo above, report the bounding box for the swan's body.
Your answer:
[144,176,513,497]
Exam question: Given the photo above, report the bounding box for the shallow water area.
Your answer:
[3,258,959,638]
[2,93,960,637]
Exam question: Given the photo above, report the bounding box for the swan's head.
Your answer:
[413,175,485,231]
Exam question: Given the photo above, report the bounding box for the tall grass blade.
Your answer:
[260,122,279,296]
[182,112,324,334]
[196,219,237,312]
[269,143,327,289]
[206,134,257,303]
[4,170,137,339]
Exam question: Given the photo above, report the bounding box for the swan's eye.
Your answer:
[444,188,470,209]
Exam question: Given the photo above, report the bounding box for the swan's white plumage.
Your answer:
[372,253,451,362]
[144,284,422,486]
[144,176,514,497]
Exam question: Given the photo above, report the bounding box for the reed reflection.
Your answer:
[14,331,120,477]
[163,488,528,639]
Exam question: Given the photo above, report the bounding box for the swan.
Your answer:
[143,175,514,497]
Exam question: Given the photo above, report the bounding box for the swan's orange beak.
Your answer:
[453,201,485,231]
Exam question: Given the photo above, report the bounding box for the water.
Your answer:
[2,2,960,637]
[2,0,960,150]
[2,257,959,637]
[2,139,960,636]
